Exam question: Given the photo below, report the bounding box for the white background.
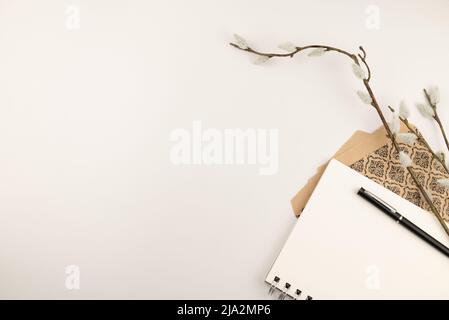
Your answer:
[0,0,448,299]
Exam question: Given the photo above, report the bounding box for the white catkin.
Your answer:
[399,100,410,119]
[357,91,372,105]
[396,133,417,145]
[416,103,435,119]
[352,64,366,80]
[278,42,297,52]
[307,48,326,57]
[389,113,400,135]
[427,86,440,105]
[437,178,449,188]
[233,34,249,50]
[253,56,269,65]
[399,151,413,167]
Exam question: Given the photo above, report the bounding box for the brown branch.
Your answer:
[358,46,371,81]
[355,73,449,236]
[435,114,449,152]
[424,88,449,153]
[229,42,359,64]
[359,85,449,233]
[352,55,449,237]
[231,41,449,237]
[359,46,367,59]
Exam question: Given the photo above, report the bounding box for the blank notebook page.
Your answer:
[266,159,449,299]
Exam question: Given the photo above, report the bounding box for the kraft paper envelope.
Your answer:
[291,123,449,222]
[291,125,391,215]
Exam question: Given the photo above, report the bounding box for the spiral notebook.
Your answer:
[266,159,449,299]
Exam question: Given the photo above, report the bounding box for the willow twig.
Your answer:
[424,88,449,153]
[231,40,449,237]
[230,43,359,64]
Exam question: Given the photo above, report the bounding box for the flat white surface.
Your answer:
[267,160,449,300]
[0,0,449,299]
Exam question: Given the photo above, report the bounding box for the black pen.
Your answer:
[357,187,449,259]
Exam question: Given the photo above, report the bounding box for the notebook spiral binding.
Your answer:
[268,276,313,300]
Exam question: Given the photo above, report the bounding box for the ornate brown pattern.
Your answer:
[349,139,449,221]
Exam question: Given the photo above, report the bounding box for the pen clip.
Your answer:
[359,188,397,214]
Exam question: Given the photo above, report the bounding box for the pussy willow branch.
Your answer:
[356,61,449,236]
[230,41,449,237]
[229,43,359,64]
[424,88,449,153]
[388,105,449,176]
